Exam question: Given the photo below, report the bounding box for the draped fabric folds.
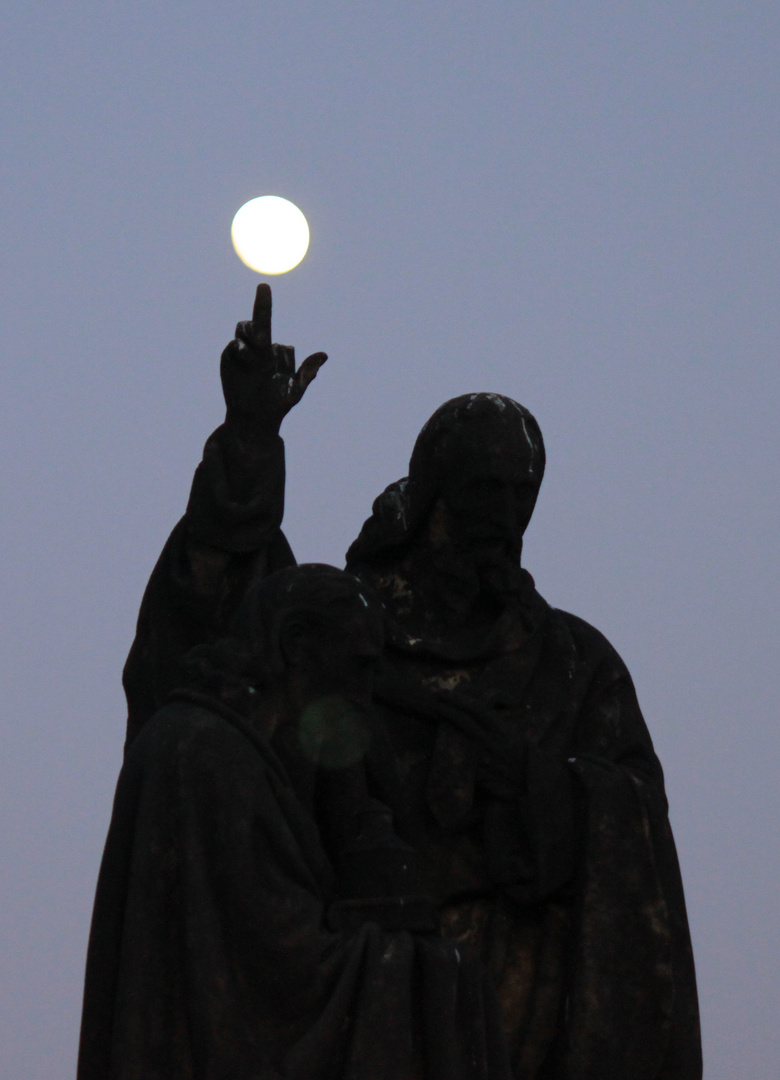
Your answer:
[88,420,702,1079]
[78,701,512,1080]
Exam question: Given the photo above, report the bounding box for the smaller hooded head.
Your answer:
[235,565,385,768]
[183,564,383,761]
[232,563,384,716]
[408,393,545,560]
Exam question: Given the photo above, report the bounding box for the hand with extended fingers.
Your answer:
[220,283,328,436]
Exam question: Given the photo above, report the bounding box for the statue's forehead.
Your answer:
[439,410,540,462]
[408,393,544,493]
[448,439,542,485]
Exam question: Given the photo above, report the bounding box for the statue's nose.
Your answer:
[477,485,519,538]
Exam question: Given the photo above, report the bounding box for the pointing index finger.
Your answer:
[250,283,273,350]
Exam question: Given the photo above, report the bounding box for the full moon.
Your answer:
[230,196,310,274]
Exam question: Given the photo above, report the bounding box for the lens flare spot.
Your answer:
[298,696,370,769]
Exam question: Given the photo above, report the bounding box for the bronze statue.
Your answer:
[80,285,702,1078]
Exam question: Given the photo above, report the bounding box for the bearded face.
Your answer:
[425,413,542,577]
[347,394,545,625]
[409,394,543,561]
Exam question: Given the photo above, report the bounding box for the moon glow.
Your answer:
[230,196,310,274]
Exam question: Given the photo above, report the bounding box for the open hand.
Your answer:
[220,283,328,435]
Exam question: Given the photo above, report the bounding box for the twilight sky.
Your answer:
[2,3,779,1076]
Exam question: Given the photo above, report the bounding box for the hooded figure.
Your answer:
[79,565,513,1080]
[110,288,701,1079]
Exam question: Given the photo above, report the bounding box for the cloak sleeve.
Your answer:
[78,703,514,1080]
[561,618,702,1080]
[122,425,295,747]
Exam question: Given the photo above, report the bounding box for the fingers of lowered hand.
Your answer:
[431,698,486,744]
[434,691,499,735]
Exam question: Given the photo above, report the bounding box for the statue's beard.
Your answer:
[414,537,523,622]
[465,541,522,610]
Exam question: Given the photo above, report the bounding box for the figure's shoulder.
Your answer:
[543,604,631,677]
[132,698,224,741]
[130,697,295,796]
[126,700,254,777]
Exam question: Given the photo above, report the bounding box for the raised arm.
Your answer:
[122,285,327,747]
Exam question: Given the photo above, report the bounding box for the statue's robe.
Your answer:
[106,423,701,1079]
[78,693,511,1080]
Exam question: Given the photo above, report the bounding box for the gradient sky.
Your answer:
[2,4,778,1076]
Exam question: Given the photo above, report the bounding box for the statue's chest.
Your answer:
[377,633,587,894]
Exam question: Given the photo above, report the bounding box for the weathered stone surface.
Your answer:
[79,285,701,1079]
